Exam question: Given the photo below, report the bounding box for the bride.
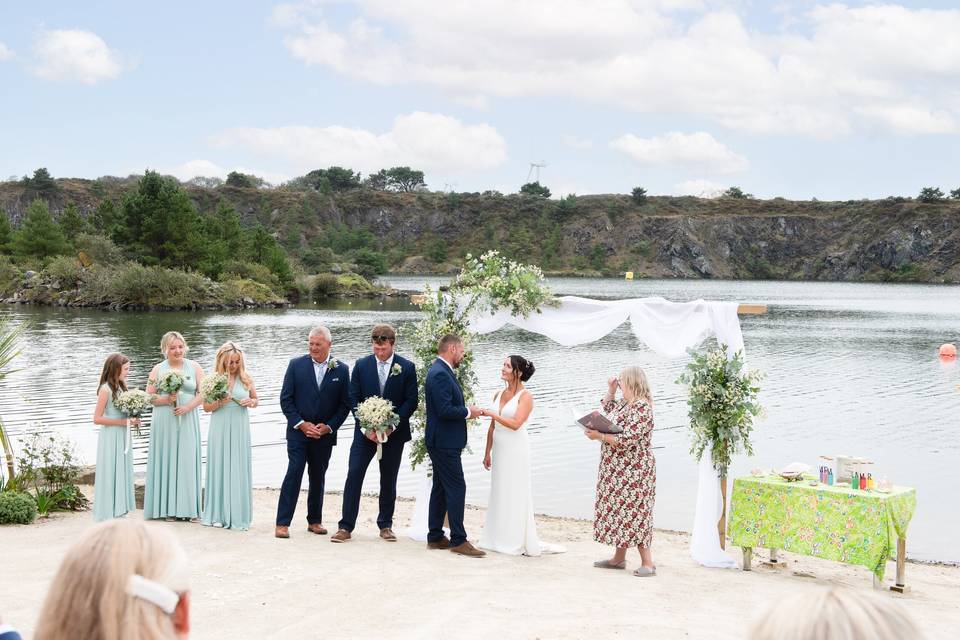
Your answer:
[478,355,565,556]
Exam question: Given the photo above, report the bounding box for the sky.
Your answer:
[2,0,960,199]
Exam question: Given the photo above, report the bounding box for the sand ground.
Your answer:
[2,487,959,639]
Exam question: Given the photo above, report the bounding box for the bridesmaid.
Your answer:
[144,331,204,522]
[92,353,138,521]
[202,342,258,530]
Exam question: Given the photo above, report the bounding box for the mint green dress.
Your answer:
[202,378,253,530]
[144,359,202,519]
[93,384,136,521]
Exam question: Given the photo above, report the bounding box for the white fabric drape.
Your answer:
[407,296,743,568]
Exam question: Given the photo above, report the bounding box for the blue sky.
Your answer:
[2,1,959,199]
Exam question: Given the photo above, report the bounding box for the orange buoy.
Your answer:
[939,343,957,359]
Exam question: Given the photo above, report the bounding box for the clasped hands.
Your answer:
[299,421,333,439]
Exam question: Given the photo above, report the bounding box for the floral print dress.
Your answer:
[593,397,656,548]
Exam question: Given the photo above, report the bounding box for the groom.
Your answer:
[331,323,417,543]
[275,325,351,539]
[425,333,485,557]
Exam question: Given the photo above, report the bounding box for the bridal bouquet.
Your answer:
[200,373,236,404]
[356,396,399,460]
[153,370,186,409]
[115,389,151,436]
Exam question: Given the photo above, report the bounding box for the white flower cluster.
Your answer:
[155,370,185,395]
[200,373,229,403]
[115,389,151,417]
[357,396,399,433]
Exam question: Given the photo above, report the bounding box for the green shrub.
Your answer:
[75,233,124,265]
[631,187,648,205]
[0,255,19,296]
[336,273,374,293]
[0,491,37,524]
[351,248,387,276]
[81,262,218,308]
[425,239,448,264]
[44,255,83,289]
[312,273,339,298]
[221,260,282,293]
[220,278,282,304]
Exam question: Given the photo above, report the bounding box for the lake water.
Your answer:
[1,277,958,562]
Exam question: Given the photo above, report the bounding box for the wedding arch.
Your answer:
[404,251,758,568]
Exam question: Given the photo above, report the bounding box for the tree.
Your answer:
[244,224,293,289]
[225,171,255,188]
[950,188,960,200]
[386,166,426,192]
[21,167,57,193]
[520,181,551,198]
[918,187,945,203]
[631,187,648,205]
[58,203,88,241]
[200,201,245,277]
[590,243,607,271]
[187,176,224,188]
[302,166,361,193]
[364,169,390,191]
[12,198,70,259]
[90,199,120,236]
[0,214,11,255]
[723,186,751,199]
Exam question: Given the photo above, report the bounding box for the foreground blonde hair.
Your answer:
[214,341,253,389]
[34,520,189,640]
[618,366,652,404]
[749,587,922,640]
[160,331,189,357]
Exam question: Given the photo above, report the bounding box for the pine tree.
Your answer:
[12,199,70,259]
[58,203,88,242]
[0,213,12,254]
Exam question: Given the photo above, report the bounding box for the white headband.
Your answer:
[127,575,179,615]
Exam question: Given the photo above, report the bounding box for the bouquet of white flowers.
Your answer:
[153,370,186,409]
[115,388,151,437]
[356,396,400,460]
[200,373,230,404]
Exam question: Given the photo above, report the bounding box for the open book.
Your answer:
[569,407,622,434]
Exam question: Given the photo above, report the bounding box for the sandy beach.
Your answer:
[3,487,959,640]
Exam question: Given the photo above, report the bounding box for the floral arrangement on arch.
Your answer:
[676,344,764,476]
[407,251,554,469]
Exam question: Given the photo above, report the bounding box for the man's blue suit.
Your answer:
[276,354,350,527]
[338,353,417,532]
[424,357,471,546]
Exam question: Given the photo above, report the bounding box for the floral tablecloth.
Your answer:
[729,476,916,580]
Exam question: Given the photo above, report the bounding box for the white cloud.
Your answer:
[271,1,960,138]
[162,160,289,185]
[674,179,726,198]
[211,111,507,174]
[0,42,13,61]
[611,131,748,173]
[30,29,130,84]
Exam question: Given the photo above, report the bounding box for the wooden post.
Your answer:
[742,547,752,571]
[890,537,909,593]
[718,473,728,550]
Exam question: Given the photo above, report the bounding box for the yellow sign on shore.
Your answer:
[625,271,634,280]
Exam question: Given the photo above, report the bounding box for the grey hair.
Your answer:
[308,325,332,342]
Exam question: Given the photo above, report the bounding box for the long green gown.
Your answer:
[92,384,136,521]
[202,378,253,530]
[144,359,202,519]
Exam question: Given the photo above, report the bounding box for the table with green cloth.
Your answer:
[728,475,916,589]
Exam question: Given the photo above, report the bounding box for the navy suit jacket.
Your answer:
[424,358,469,450]
[279,354,351,446]
[349,353,418,443]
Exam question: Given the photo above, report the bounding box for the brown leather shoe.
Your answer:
[379,528,397,542]
[427,537,451,549]
[330,529,351,543]
[307,524,328,535]
[450,541,486,558]
[275,526,290,539]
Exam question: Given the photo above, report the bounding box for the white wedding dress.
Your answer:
[478,389,566,556]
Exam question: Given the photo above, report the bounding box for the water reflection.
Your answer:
[1,277,958,562]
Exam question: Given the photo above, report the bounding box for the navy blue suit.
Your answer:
[0,627,23,640]
[276,354,351,526]
[424,358,470,546]
[337,353,418,532]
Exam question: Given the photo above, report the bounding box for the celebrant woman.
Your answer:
[92,353,138,521]
[145,331,205,522]
[202,342,258,530]
[585,366,657,576]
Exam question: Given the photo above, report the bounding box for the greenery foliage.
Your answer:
[950,188,960,200]
[723,186,752,199]
[0,491,37,525]
[631,187,648,205]
[16,431,88,515]
[12,198,70,260]
[918,187,945,203]
[676,345,763,474]
[0,213,12,254]
[520,181,551,198]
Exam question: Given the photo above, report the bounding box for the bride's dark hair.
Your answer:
[509,355,535,382]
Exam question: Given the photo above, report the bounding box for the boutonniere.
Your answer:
[390,363,402,377]
[327,358,338,370]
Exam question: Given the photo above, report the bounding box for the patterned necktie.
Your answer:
[316,360,326,389]
[378,360,388,394]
